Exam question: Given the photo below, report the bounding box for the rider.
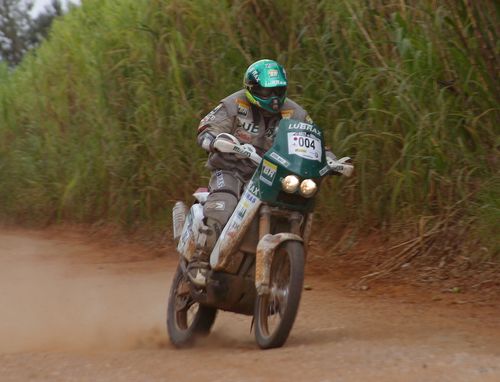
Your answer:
[190,59,318,286]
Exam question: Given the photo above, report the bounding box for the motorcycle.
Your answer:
[167,118,353,349]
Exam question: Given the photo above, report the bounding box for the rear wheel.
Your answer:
[254,241,304,349]
[167,264,217,347]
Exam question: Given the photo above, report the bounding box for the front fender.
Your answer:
[255,233,303,295]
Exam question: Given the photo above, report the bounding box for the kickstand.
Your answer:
[250,315,255,333]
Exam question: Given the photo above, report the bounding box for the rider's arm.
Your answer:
[197,103,234,152]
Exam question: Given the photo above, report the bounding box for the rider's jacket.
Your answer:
[197,89,312,177]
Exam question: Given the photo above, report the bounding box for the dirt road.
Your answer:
[0,229,499,382]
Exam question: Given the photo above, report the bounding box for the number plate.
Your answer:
[287,132,322,162]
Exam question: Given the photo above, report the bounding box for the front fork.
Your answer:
[255,207,310,295]
[258,206,305,238]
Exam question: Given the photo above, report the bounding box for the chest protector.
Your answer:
[222,90,304,154]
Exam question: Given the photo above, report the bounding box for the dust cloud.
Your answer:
[0,232,169,353]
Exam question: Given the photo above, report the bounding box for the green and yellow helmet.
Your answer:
[243,59,288,114]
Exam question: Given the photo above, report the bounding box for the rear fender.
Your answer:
[255,233,303,295]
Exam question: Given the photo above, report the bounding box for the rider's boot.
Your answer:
[186,222,217,287]
[187,250,210,287]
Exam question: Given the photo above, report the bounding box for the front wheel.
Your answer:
[254,241,305,349]
[167,264,217,347]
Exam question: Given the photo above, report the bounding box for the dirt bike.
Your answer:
[167,118,353,349]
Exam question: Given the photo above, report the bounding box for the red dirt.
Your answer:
[0,227,499,382]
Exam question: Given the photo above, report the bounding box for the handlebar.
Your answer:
[213,133,353,177]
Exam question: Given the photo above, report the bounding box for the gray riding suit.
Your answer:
[197,89,313,252]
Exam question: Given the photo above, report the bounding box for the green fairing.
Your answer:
[253,119,328,212]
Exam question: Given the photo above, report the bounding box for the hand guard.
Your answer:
[211,133,261,165]
[210,133,240,152]
[327,155,354,177]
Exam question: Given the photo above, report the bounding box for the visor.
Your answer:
[252,85,287,99]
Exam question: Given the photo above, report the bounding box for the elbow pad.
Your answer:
[198,132,216,152]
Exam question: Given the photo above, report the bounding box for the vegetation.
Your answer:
[0,0,498,256]
[0,0,65,66]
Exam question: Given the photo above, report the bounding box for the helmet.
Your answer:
[243,59,288,113]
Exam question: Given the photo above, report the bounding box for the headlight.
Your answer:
[299,179,317,197]
[281,175,300,193]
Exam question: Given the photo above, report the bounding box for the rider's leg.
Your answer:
[204,169,243,253]
[188,170,243,286]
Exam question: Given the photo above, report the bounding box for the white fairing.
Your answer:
[193,191,209,203]
[177,203,204,262]
[210,181,261,269]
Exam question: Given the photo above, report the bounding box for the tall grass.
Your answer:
[0,0,498,253]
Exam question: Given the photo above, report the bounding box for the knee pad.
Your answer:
[203,192,238,248]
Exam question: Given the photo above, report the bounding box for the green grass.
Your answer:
[0,0,498,256]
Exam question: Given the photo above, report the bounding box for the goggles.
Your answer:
[252,85,287,99]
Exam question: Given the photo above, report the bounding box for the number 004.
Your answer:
[298,137,315,149]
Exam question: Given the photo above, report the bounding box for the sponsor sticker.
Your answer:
[234,188,258,223]
[237,105,248,116]
[215,170,225,189]
[205,201,226,211]
[228,221,241,234]
[236,99,250,107]
[268,79,287,86]
[268,69,278,77]
[232,145,252,158]
[259,159,277,186]
[319,165,330,176]
[245,192,257,203]
[265,126,276,138]
[248,181,260,197]
[288,132,323,162]
[237,208,246,220]
[281,109,293,119]
[251,69,260,81]
[200,104,222,124]
[236,99,249,116]
[238,120,259,134]
[242,185,259,205]
[288,122,322,137]
[270,152,290,167]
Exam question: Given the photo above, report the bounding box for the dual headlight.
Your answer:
[281,175,317,198]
